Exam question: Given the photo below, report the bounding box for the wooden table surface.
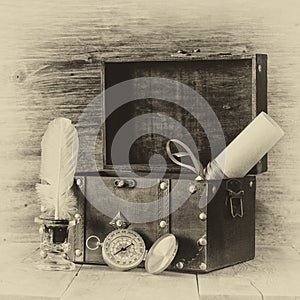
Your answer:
[1,243,300,300]
[0,0,300,250]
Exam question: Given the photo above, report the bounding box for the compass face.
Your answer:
[102,229,146,271]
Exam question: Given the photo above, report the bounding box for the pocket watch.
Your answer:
[86,229,178,274]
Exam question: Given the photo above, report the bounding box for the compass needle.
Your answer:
[113,242,134,255]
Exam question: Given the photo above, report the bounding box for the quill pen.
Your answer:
[36,118,79,220]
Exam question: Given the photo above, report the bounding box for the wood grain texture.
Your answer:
[61,265,199,300]
[1,243,300,299]
[0,243,80,299]
[197,246,300,299]
[0,0,299,252]
[103,58,263,172]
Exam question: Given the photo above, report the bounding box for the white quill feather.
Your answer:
[37,118,79,219]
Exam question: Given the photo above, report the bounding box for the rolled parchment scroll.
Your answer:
[206,112,284,179]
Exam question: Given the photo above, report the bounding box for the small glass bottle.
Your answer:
[34,217,77,271]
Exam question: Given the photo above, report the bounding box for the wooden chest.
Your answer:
[70,173,255,273]
[70,53,266,273]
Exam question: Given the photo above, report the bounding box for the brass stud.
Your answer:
[249,181,254,188]
[199,212,207,221]
[199,263,207,271]
[76,178,82,186]
[75,249,82,257]
[116,219,123,228]
[198,237,207,246]
[159,220,167,228]
[176,261,184,270]
[75,213,81,223]
[159,182,168,190]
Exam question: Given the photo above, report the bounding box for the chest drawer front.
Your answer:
[82,176,170,264]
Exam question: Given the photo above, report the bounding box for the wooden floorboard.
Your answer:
[197,246,300,299]
[0,0,300,251]
[1,243,300,299]
[61,265,199,300]
[0,243,80,300]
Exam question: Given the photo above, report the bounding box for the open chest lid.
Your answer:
[99,53,267,175]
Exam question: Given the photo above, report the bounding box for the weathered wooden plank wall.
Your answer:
[0,0,299,248]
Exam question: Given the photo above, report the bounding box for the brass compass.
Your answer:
[86,229,178,274]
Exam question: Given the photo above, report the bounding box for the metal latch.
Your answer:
[114,179,136,188]
[226,179,244,218]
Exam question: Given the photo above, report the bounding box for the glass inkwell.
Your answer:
[34,214,80,271]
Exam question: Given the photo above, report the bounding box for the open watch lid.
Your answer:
[145,233,178,274]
